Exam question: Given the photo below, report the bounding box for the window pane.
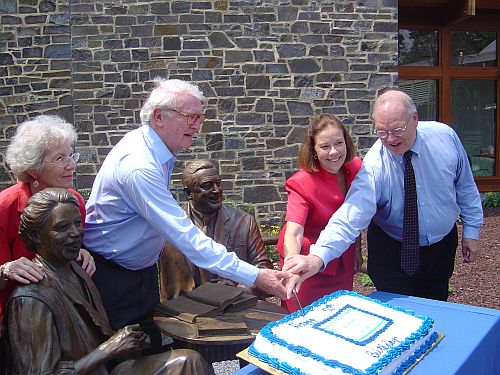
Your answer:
[398,29,439,66]
[451,80,496,177]
[399,79,438,120]
[451,31,496,67]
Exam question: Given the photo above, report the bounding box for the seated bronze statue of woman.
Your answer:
[3,188,214,375]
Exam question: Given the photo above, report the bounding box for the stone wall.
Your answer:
[0,0,398,226]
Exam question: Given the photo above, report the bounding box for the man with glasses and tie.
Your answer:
[283,89,482,302]
[84,78,289,355]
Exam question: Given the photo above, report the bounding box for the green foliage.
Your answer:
[223,197,255,215]
[78,188,91,202]
[222,196,237,207]
[482,192,500,208]
[361,274,374,287]
[260,224,281,263]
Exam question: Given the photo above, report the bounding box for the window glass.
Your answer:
[399,79,438,120]
[451,31,496,67]
[451,80,496,177]
[398,29,439,66]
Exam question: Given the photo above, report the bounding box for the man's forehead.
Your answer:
[194,168,219,180]
[177,92,202,110]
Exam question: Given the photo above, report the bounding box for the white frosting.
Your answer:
[250,291,437,375]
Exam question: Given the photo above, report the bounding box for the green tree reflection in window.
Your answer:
[399,29,439,67]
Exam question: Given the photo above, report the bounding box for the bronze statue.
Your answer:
[4,188,214,374]
[160,160,273,301]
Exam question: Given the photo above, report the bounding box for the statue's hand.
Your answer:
[101,324,150,358]
[75,324,150,372]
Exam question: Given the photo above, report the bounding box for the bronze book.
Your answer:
[224,292,258,313]
[155,282,250,323]
[195,316,250,337]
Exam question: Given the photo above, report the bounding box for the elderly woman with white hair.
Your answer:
[0,114,95,334]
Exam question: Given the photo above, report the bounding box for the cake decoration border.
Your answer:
[249,290,436,375]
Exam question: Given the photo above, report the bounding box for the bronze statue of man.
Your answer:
[160,159,273,301]
[4,188,214,374]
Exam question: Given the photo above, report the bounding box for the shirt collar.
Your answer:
[142,124,174,166]
[409,126,422,158]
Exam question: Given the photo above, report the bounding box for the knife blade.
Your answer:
[292,288,305,318]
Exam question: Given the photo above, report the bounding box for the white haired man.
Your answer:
[84,78,289,354]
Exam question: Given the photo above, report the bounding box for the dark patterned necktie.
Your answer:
[402,150,420,276]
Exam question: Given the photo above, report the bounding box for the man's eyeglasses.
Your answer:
[169,109,205,126]
[45,153,80,165]
[373,115,411,139]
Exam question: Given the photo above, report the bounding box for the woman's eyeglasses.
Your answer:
[45,153,80,165]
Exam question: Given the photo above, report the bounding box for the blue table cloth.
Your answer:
[234,291,500,375]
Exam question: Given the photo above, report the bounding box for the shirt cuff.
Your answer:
[462,225,480,240]
[232,260,259,287]
[309,244,333,272]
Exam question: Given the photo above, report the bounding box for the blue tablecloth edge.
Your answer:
[369,291,500,317]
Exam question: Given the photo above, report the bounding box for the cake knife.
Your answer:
[292,288,305,317]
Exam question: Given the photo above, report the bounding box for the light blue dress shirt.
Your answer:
[311,121,483,266]
[84,125,258,286]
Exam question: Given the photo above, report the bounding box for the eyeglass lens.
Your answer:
[48,153,80,164]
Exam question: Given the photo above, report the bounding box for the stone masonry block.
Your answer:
[225,50,253,63]
[244,185,280,203]
[288,58,320,73]
[209,32,235,48]
[245,76,270,90]
[286,101,313,116]
[277,44,306,58]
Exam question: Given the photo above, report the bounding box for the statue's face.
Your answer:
[189,167,223,215]
[39,203,83,265]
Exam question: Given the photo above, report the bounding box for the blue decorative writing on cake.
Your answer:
[249,290,439,375]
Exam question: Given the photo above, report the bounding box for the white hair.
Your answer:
[139,77,207,126]
[5,115,77,182]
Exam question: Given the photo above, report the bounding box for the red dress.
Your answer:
[278,157,362,312]
[0,182,86,321]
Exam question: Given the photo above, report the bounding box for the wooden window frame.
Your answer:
[399,18,500,191]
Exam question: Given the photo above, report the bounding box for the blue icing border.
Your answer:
[249,290,436,375]
[313,304,393,346]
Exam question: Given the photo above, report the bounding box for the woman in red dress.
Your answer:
[277,113,363,312]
